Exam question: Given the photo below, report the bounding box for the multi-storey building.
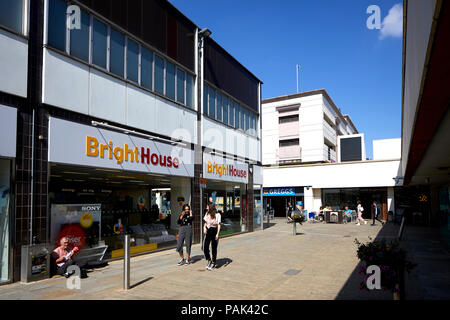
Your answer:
[261,90,400,219]
[261,89,359,166]
[0,0,263,284]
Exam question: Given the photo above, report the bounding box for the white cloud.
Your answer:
[380,3,403,39]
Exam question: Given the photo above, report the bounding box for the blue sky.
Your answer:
[169,0,403,159]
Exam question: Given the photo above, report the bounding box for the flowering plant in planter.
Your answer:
[355,237,416,295]
[292,213,306,224]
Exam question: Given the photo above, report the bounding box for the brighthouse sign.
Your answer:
[48,117,194,177]
[203,154,248,183]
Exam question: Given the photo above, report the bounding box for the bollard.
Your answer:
[123,234,130,290]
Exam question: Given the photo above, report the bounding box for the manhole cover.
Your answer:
[284,269,301,276]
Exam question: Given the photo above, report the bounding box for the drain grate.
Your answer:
[284,269,301,276]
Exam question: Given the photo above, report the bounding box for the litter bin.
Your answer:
[21,244,51,283]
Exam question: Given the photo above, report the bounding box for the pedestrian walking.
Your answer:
[176,204,193,265]
[286,202,293,222]
[203,204,221,270]
[356,200,367,225]
[371,201,385,226]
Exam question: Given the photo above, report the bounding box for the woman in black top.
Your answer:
[176,204,193,265]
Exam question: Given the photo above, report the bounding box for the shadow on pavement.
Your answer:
[189,255,205,264]
[335,222,400,300]
[215,258,233,269]
[130,276,154,289]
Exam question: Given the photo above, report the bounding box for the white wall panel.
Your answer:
[43,49,89,114]
[263,160,401,189]
[0,105,17,158]
[126,85,157,134]
[0,30,28,97]
[90,69,126,123]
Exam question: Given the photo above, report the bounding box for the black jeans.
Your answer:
[373,213,383,225]
[203,227,219,263]
[56,260,75,275]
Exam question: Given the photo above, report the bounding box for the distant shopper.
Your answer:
[286,202,294,222]
[356,200,367,225]
[318,206,325,221]
[203,205,221,270]
[344,206,352,223]
[176,204,193,265]
[51,237,81,278]
[371,201,385,226]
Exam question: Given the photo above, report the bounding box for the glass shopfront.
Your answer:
[254,185,262,230]
[263,187,305,218]
[439,187,450,246]
[49,164,192,259]
[322,188,388,220]
[202,153,250,236]
[203,181,248,236]
[0,159,11,283]
[47,117,194,260]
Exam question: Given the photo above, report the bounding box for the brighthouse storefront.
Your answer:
[202,153,251,236]
[0,104,17,284]
[48,117,194,259]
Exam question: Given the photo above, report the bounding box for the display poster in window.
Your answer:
[50,204,102,250]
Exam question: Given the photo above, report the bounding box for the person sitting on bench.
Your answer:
[51,237,82,278]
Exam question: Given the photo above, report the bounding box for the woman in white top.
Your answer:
[203,204,221,270]
[356,200,367,225]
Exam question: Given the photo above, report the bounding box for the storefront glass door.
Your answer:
[0,159,11,283]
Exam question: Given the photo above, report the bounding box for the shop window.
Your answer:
[165,61,176,100]
[92,18,107,69]
[229,101,235,127]
[208,87,216,118]
[154,54,164,95]
[141,46,153,90]
[176,68,185,104]
[0,0,23,34]
[70,9,90,62]
[186,73,194,109]
[223,96,229,125]
[47,0,66,51]
[126,38,139,83]
[216,92,223,122]
[110,28,124,77]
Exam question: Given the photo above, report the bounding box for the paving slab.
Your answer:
[0,219,420,300]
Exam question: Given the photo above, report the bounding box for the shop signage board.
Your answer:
[203,153,248,184]
[0,104,17,158]
[48,117,194,177]
[263,187,296,197]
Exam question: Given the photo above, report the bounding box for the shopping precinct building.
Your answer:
[0,0,263,284]
[260,90,402,219]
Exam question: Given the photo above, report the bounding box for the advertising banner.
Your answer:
[50,204,102,249]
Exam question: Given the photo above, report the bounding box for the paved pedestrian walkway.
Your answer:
[0,219,402,300]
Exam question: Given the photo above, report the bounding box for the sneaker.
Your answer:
[184,259,190,265]
[177,259,184,266]
[356,223,360,226]
[63,272,71,278]
[207,262,216,271]
[205,260,211,269]
[364,221,367,225]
